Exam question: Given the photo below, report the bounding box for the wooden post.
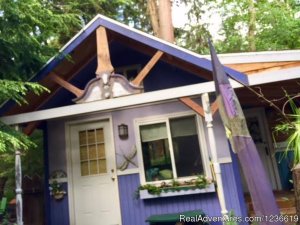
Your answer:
[201,93,228,218]
[15,126,23,225]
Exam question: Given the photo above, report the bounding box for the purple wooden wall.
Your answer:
[118,163,248,225]
[49,183,69,225]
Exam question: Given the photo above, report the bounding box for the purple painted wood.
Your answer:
[50,183,69,225]
[118,163,247,225]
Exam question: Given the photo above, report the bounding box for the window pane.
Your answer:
[170,116,204,177]
[140,123,173,181]
[78,128,107,176]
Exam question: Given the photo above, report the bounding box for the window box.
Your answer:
[139,183,215,199]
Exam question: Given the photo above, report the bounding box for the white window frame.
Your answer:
[134,111,212,185]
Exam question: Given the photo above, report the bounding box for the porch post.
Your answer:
[201,93,228,217]
[15,125,23,225]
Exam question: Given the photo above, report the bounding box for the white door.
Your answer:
[69,120,121,225]
[241,109,281,191]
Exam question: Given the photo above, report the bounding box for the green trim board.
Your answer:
[146,210,207,224]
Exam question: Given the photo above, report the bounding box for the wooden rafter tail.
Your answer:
[23,121,41,136]
[96,26,114,76]
[179,97,205,117]
[210,100,219,115]
[49,72,84,98]
[131,50,163,86]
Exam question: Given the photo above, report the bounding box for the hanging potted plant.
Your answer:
[49,180,66,200]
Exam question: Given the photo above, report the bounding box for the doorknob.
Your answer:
[111,177,116,181]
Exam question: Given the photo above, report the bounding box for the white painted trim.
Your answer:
[204,50,300,64]
[2,66,300,125]
[249,66,300,85]
[117,168,140,176]
[134,111,212,185]
[49,178,68,183]
[217,157,232,164]
[65,116,122,225]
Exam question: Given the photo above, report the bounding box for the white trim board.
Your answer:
[2,67,300,125]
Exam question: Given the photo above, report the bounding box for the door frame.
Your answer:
[244,108,282,190]
[65,116,122,225]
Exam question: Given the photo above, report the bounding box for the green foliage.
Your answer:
[180,0,300,53]
[0,80,48,105]
[0,0,81,80]
[0,122,36,153]
[274,96,300,165]
[224,210,239,225]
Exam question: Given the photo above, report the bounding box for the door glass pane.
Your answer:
[78,128,107,176]
[89,145,97,159]
[98,159,107,173]
[140,123,173,181]
[80,146,88,161]
[79,131,87,145]
[81,161,89,176]
[170,116,204,177]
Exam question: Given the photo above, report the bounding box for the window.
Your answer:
[136,113,209,183]
[78,128,107,176]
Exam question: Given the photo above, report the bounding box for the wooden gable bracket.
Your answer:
[23,121,41,136]
[179,97,219,117]
[96,26,114,76]
[49,72,84,98]
[131,50,164,86]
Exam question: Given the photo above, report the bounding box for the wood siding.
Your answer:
[118,163,247,225]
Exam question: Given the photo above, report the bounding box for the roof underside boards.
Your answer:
[0,14,248,117]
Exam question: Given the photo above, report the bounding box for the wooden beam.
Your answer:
[49,72,84,97]
[210,100,219,115]
[96,26,114,76]
[180,97,219,117]
[131,51,163,86]
[226,61,300,75]
[23,121,41,136]
[179,97,205,117]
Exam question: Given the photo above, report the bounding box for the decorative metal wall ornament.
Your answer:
[117,145,137,171]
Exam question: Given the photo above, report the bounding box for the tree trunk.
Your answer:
[158,0,174,43]
[248,0,256,51]
[147,0,160,38]
[0,177,7,199]
[293,164,300,225]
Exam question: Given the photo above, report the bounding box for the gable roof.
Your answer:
[34,14,248,84]
[1,14,248,117]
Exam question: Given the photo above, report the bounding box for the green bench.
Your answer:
[0,197,7,219]
[146,210,208,225]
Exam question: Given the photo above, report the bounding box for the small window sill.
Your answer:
[139,183,215,199]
